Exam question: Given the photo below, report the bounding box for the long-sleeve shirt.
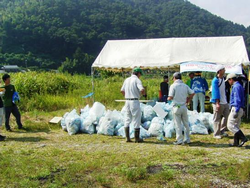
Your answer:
[230,81,245,113]
[191,76,208,95]
[160,82,168,96]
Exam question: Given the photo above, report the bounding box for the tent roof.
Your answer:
[92,36,249,71]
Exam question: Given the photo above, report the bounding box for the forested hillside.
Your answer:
[0,0,249,74]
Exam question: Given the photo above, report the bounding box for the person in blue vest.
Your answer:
[191,71,208,112]
[210,65,229,139]
[226,73,248,147]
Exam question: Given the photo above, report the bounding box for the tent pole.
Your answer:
[91,67,95,103]
[247,65,249,119]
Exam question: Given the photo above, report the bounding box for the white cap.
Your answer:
[225,73,237,81]
[216,65,225,73]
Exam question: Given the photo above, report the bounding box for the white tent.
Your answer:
[92,36,249,71]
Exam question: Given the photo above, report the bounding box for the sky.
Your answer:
[188,0,250,27]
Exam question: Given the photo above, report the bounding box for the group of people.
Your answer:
[160,71,208,113]
[0,74,24,141]
[121,66,248,147]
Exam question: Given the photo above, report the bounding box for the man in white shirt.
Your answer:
[210,65,229,139]
[121,68,145,143]
[168,72,195,145]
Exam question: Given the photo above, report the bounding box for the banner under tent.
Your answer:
[91,36,250,117]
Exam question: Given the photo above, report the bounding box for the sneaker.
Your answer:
[238,138,248,147]
[213,135,222,139]
[173,141,183,145]
[183,140,191,144]
[0,135,6,141]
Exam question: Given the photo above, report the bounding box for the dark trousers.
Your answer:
[5,105,23,130]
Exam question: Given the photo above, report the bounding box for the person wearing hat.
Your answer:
[160,75,169,102]
[191,71,208,113]
[168,72,195,145]
[210,65,229,139]
[121,67,145,143]
[226,73,248,147]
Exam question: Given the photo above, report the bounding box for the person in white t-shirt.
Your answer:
[210,65,229,139]
[121,68,145,143]
[168,72,195,145]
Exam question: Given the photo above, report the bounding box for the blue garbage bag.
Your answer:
[12,91,20,104]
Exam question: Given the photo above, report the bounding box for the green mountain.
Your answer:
[0,0,249,74]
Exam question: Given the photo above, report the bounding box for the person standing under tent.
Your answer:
[160,75,169,103]
[191,71,208,113]
[210,65,229,139]
[226,73,248,147]
[186,72,194,88]
[121,68,145,143]
[186,72,194,110]
[168,72,195,145]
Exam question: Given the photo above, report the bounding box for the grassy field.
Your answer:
[1,72,250,187]
[1,110,250,188]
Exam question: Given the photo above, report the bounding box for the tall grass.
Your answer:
[3,71,213,112]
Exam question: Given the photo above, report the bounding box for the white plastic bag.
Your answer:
[65,109,81,135]
[148,117,164,137]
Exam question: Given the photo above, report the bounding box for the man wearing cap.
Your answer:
[210,65,229,139]
[226,73,248,147]
[191,71,208,113]
[168,72,195,145]
[121,67,145,143]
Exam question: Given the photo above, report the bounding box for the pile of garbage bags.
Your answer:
[61,102,214,139]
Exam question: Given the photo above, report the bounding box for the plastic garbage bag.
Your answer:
[114,122,124,136]
[97,110,117,136]
[190,123,208,135]
[82,102,106,134]
[142,121,151,130]
[12,91,20,104]
[89,102,106,119]
[141,103,156,122]
[65,109,81,135]
[148,117,164,137]
[163,120,175,138]
[61,112,69,131]
[163,103,173,120]
[80,105,90,119]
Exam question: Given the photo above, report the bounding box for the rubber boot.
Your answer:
[238,130,248,147]
[229,131,240,147]
[0,134,6,141]
[134,128,143,143]
[125,127,132,142]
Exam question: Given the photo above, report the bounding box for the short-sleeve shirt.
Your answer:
[169,80,194,106]
[2,84,15,107]
[121,75,144,99]
[219,78,227,104]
